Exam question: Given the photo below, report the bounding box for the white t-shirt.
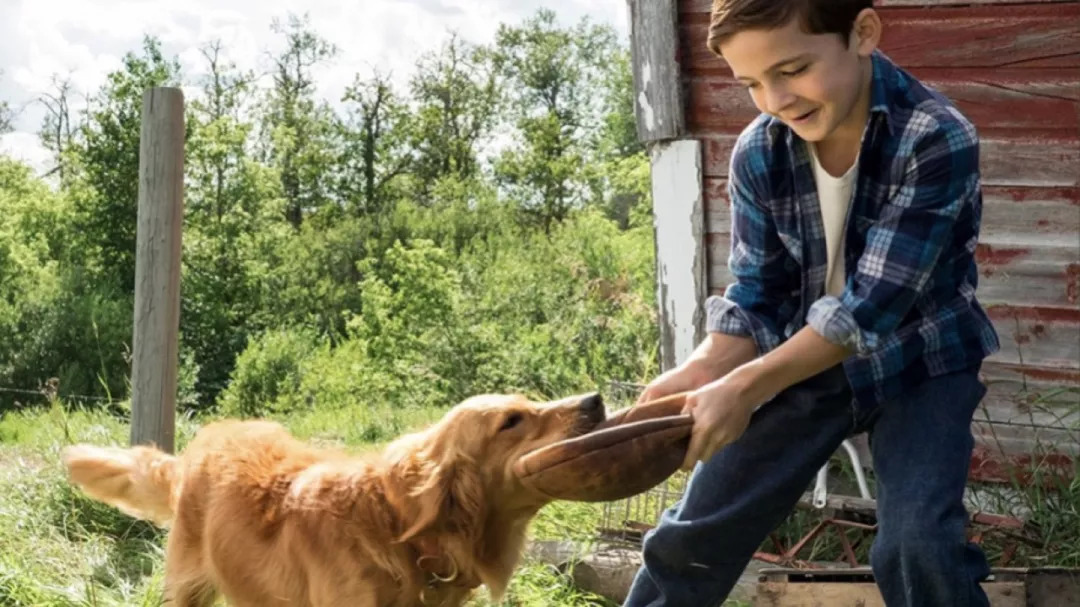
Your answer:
[807,142,857,297]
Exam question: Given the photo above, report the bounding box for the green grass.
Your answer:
[0,402,623,606]
[5,397,1071,607]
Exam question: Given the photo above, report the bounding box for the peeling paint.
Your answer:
[652,140,706,369]
[637,59,656,131]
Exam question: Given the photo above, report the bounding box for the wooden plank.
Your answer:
[685,69,1080,136]
[974,423,1078,460]
[878,5,1080,69]
[678,5,1080,73]
[702,134,737,178]
[1026,569,1080,607]
[755,581,1025,607]
[971,441,1076,485]
[981,360,1080,387]
[700,133,1080,186]
[755,581,887,607]
[651,140,707,370]
[912,70,1080,135]
[130,87,185,454]
[629,0,685,142]
[980,187,1080,249]
[977,245,1080,310]
[986,306,1080,371]
[706,232,734,289]
[980,375,1080,429]
[678,0,1076,14]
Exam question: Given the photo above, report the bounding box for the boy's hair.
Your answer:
[708,0,874,56]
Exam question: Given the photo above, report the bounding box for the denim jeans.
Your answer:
[622,365,991,607]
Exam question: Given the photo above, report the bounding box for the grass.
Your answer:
[3,393,1073,607]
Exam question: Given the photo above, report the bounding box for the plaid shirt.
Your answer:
[707,51,1000,408]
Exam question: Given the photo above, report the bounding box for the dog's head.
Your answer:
[382,393,604,595]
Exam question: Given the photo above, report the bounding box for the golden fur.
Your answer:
[62,393,605,606]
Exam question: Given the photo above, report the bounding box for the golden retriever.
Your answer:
[61,392,605,606]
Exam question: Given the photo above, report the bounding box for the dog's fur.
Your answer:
[62,393,605,607]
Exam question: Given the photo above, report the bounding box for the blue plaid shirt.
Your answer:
[707,51,1000,408]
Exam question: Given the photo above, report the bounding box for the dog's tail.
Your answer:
[61,444,180,526]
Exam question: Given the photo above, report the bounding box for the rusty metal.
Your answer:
[753,519,878,570]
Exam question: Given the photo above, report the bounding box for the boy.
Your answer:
[622,1,1000,606]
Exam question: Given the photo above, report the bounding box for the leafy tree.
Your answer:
[0,157,131,409]
[0,70,12,134]
[0,11,660,417]
[259,13,338,228]
[68,36,181,293]
[406,34,500,203]
[182,40,284,405]
[492,9,620,232]
[335,71,412,217]
[38,76,80,183]
[588,47,651,229]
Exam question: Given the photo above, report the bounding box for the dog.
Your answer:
[62,392,606,606]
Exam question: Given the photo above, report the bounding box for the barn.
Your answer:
[632,0,1079,486]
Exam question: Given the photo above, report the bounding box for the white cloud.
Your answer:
[0,0,630,177]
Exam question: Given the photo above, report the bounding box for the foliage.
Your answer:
[0,9,654,430]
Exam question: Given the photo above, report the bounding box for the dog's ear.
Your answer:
[396,454,485,544]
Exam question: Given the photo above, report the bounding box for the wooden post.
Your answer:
[130,87,184,453]
[650,140,707,371]
[628,0,685,143]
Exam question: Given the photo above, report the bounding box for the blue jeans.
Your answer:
[622,365,991,607]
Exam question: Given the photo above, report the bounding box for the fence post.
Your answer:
[130,87,184,453]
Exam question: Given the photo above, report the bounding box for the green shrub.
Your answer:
[217,327,324,418]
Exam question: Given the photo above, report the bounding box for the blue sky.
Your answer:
[0,0,630,174]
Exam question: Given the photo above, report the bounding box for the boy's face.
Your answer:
[719,12,878,146]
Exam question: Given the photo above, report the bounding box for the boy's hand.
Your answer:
[635,333,758,406]
[680,376,758,470]
[635,363,707,406]
[677,326,854,470]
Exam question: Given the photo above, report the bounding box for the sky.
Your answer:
[0,0,631,176]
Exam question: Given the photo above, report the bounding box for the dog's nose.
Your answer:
[579,393,603,412]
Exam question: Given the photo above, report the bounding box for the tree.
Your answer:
[492,9,620,232]
[588,47,650,229]
[406,34,500,202]
[335,71,412,217]
[182,39,283,405]
[69,36,181,292]
[259,13,338,228]
[38,76,80,183]
[0,70,12,134]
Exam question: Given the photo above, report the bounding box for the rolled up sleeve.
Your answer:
[707,148,799,355]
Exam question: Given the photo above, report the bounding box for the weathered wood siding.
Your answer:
[677,0,1080,482]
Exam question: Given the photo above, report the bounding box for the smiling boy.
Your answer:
[623,1,1000,606]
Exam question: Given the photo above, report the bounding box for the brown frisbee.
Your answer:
[513,392,692,502]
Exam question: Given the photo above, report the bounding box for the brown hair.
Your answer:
[708,0,874,56]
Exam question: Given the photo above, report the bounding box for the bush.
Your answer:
[217,327,324,418]
[216,210,659,418]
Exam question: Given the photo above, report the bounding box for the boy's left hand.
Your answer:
[680,377,758,470]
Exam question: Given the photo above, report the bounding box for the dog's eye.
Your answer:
[499,413,524,432]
